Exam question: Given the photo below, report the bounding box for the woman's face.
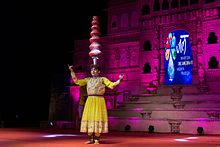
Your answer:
[91,68,100,77]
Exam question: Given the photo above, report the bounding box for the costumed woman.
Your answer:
[68,64,124,144]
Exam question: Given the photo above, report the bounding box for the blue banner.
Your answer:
[164,30,193,85]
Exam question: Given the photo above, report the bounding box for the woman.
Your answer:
[68,64,124,144]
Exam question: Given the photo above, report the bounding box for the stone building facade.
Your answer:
[54,0,220,134]
[73,0,220,95]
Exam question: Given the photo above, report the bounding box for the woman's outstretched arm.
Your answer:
[68,64,78,82]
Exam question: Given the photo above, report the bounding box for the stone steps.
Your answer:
[108,116,220,134]
[131,94,220,102]
[108,108,220,119]
[107,93,220,134]
[116,100,220,109]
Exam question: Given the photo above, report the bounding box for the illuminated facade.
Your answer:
[70,0,220,134]
[74,0,220,94]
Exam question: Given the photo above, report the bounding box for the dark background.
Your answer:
[2,0,108,126]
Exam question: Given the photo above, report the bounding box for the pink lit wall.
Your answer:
[73,0,220,95]
[70,0,220,134]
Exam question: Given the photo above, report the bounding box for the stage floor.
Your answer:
[0,128,220,147]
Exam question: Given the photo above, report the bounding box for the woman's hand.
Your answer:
[113,74,125,88]
[68,64,74,72]
[68,64,77,82]
[119,74,124,81]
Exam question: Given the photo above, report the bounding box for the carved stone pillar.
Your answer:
[170,82,184,109]
[152,26,160,83]
[198,63,209,92]
[171,86,183,102]
[173,102,185,109]
[158,49,165,85]
[140,111,152,119]
[169,120,182,133]
[196,19,208,92]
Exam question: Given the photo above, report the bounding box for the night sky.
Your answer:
[2,0,108,125]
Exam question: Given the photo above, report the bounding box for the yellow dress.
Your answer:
[79,85,87,106]
[75,77,117,133]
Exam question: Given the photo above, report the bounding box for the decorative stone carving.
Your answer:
[128,96,139,101]
[198,64,205,83]
[171,86,183,102]
[140,111,152,119]
[198,63,209,92]
[207,111,220,118]
[146,80,158,94]
[168,120,182,133]
[123,90,132,102]
[196,20,209,92]
[173,102,185,109]
[152,25,160,84]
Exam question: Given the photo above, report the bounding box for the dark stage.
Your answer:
[0,128,220,147]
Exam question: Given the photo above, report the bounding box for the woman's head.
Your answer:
[90,64,101,77]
